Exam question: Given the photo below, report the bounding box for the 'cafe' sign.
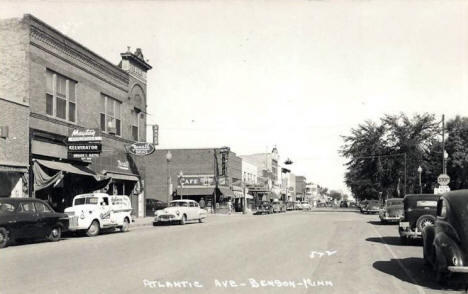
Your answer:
[127,142,155,156]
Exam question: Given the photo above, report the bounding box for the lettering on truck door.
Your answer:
[100,197,112,226]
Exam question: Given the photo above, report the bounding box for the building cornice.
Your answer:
[26,14,129,90]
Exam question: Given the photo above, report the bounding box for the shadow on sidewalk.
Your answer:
[366,236,422,247]
[373,257,468,291]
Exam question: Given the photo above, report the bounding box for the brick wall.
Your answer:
[0,99,29,166]
[0,18,30,105]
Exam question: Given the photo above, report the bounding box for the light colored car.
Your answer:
[153,200,207,226]
[301,202,311,210]
[64,193,132,237]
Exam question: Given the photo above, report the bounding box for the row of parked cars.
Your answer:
[0,193,209,249]
[360,191,468,283]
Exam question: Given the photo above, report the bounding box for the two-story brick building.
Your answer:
[0,14,152,215]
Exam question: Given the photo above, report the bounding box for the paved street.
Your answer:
[1,209,466,294]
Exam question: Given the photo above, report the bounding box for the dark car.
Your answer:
[256,201,273,215]
[0,198,69,248]
[362,200,380,214]
[359,200,369,213]
[379,198,403,224]
[422,190,468,283]
[145,198,168,217]
[272,200,286,213]
[399,194,440,244]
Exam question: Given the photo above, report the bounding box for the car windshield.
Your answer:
[387,200,402,206]
[0,201,16,214]
[74,197,99,206]
[169,202,188,207]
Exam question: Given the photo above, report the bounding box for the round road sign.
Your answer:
[437,174,450,186]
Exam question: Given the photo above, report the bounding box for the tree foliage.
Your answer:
[340,113,442,200]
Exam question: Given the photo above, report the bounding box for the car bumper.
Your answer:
[447,266,468,273]
[380,215,401,222]
[154,215,180,222]
[399,222,421,238]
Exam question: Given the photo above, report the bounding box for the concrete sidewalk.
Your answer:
[130,212,253,228]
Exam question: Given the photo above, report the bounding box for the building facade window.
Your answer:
[100,94,121,136]
[46,69,77,122]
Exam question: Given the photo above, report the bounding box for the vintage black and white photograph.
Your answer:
[1,1,468,293]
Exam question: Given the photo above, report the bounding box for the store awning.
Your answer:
[35,159,98,178]
[0,165,28,173]
[246,194,254,199]
[105,172,139,182]
[177,187,215,196]
[218,186,235,198]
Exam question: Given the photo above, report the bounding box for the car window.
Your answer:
[189,202,195,207]
[417,200,437,207]
[20,202,36,213]
[34,202,52,213]
[102,197,109,205]
[0,202,15,214]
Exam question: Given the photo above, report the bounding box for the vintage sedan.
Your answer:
[272,199,286,213]
[0,198,69,248]
[362,200,380,214]
[423,190,468,283]
[153,200,207,225]
[399,194,439,244]
[379,198,403,224]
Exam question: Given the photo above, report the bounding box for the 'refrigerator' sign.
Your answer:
[126,142,155,156]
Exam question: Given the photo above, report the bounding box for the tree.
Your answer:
[341,113,441,199]
[328,190,343,201]
[446,116,468,189]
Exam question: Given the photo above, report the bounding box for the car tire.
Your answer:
[199,217,204,223]
[180,215,186,225]
[416,215,436,232]
[0,227,9,248]
[120,218,130,232]
[47,226,61,242]
[86,220,100,237]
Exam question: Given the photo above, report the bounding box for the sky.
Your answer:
[2,0,468,193]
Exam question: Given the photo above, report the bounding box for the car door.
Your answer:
[34,201,56,237]
[16,202,41,239]
[99,197,112,226]
[188,202,197,220]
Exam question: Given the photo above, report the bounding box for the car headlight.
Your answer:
[176,210,180,216]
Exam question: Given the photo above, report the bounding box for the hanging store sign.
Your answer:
[67,129,102,142]
[178,175,215,187]
[67,143,102,153]
[126,142,155,156]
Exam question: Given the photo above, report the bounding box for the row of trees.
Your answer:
[340,113,468,200]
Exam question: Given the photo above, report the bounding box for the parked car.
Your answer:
[399,194,439,244]
[256,201,274,215]
[340,201,349,208]
[379,198,404,224]
[359,200,369,213]
[286,201,296,211]
[64,193,132,237]
[422,190,468,283]
[272,200,286,213]
[301,201,311,210]
[145,198,168,217]
[362,200,380,214]
[295,201,303,210]
[153,200,207,225]
[0,198,69,248]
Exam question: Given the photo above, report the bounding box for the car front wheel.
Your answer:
[0,227,9,248]
[48,226,61,242]
[87,220,100,237]
[120,218,130,232]
[199,217,204,223]
[180,215,186,225]
[416,215,436,232]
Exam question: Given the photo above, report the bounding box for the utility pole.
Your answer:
[442,114,446,174]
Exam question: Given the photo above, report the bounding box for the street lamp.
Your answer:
[178,171,184,200]
[443,150,448,174]
[166,151,172,203]
[417,166,422,194]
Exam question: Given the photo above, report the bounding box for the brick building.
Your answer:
[145,148,242,213]
[0,14,152,216]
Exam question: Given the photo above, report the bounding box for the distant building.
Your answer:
[145,148,242,214]
[295,176,307,201]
